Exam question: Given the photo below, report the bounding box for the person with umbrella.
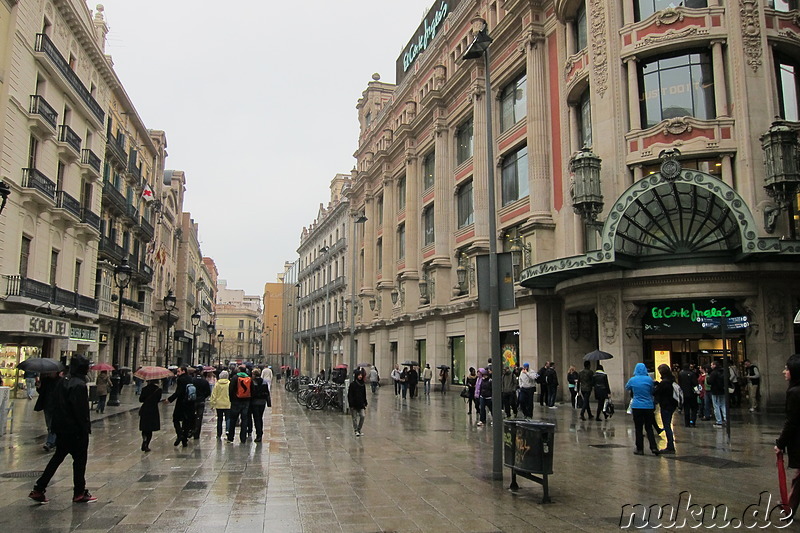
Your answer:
[95,370,111,414]
[34,370,60,451]
[775,354,800,515]
[439,365,449,394]
[138,378,163,452]
[408,365,419,399]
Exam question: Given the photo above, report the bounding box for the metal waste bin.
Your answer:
[88,384,98,404]
[503,419,555,502]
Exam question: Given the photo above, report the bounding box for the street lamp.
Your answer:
[319,245,331,374]
[0,180,10,215]
[463,17,503,481]
[217,331,224,365]
[207,322,216,366]
[108,257,132,407]
[349,213,367,380]
[273,314,280,359]
[163,289,177,367]
[190,308,201,366]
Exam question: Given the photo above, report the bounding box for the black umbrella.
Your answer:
[402,361,419,367]
[584,349,614,362]
[17,358,64,373]
[437,365,450,370]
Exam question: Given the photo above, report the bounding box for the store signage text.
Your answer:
[29,317,68,336]
[650,303,732,323]
[396,0,460,85]
[70,327,97,342]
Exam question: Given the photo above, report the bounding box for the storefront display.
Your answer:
[0,345,42,398]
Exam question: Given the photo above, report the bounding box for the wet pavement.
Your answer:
[0,383,793,532]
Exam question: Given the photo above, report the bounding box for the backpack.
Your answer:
[672,381,683,409]
[185,382,197,402]
[235,376,252,399]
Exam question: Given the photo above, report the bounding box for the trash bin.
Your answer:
[88,384,98,404]
[503,419,555,502]
[110,375,121,394]
[503,419,518,468]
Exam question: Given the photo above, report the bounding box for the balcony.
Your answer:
[57,125,82,160]
[125,203,139,224]
[79,149,101,181]
[99,236,126,264]
[21,168,56,204]
[78,207,101,233]
[139,215,154,242]
[34,33,104,125]
[138,261,153,284]
[3,275,98,314]
[54,190,82,221]
[101,180,127,215]
[105,132,128,169]
[28,95,57,137]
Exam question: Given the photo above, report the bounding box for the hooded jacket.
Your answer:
[625,363,655,409]
[209,378,231,410]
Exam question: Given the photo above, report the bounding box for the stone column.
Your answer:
[470,72,491,253]
[721,154,734,188]
[626,57,641,131]
[363,192,376,317]
[525,30,552,220]
[381,173,395,290]
[711,41,729,118]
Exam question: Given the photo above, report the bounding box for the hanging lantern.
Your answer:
[569,147,603,222]
[761,119,800,206]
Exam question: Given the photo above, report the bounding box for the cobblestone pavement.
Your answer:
[0,383,791,532]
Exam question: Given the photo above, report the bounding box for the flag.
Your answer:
[142,184,155,203]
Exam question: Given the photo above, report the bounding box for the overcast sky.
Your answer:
[92,0,435,295]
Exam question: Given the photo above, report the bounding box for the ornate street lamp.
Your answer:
[190,308,201,366]
[108,257,132,406]
[217,331,224,366]
[570,146,604,222]
[163,289,177,367]
[761,119,799,238]
[207,322,216,366]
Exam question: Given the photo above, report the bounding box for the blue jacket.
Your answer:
[625,363,655,409]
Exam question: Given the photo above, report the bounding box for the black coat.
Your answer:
[707,367,725,396]
[592,371,610,399]
[348,379,368,409]
[777,383,800,469]
[168,373,193,417]
[678,369,698,394]
[139,383,163,432]
[51,374,91,437]
[654,378,679,410]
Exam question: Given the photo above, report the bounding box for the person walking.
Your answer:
[391,364,402,396]
[654,364,678,454]
[421,364,433,395]
[227,365,251,443]
[501,365,519,418]
[744,359,761,412]
[538,362,549,406]
[24,369,37,400]
[138,379,163,452]
[95,370,111,414]
[775,354,800,515]
[477,368,493,427]
[517,363,537,419]
[678,363,698,427]
[165,366,193,447]
[707,360,727,428]
[28,354,96,504]
[191,366,211,439]
[249,368,271,443]
[34,370,59,451]
[439,366,449,394]
[465,367,479,415]
[348,369,368,436]
[625,363,659,456]
[699,365,713,421]
[399,367,409,399]
[209,370,231,439]
[369,366,380,393]
[262,365,274,390]
[567,365,579,408]
[578,361,594,421]
[408,365,419,398]
[592,364,611,421]
[546,362,559,408]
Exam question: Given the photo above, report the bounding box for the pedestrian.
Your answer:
[538,362,549,406]
[567,365,579,408]
[730,362,742,408]
[678,363,698,427]
[501,365,518,418]
[546,362,559,408]
[775,354,800,515]
[625,362,659,456]
[138,379,163,452]
[517,363,537,418]
[24,369,37,400]
[391,364,402,395]
[165,366,193,447]
[192,366,211,440]
[209,370,231,439]
[205,369,217,393]
[707,360,727,428]
[408,365,419,398]
[744,359,761,412]
[578,361,594,421]
[28,354,97,504]
[592,364,611,421]
[439,366,449,394]
[421,364,433,395]
[95,370,111,414]
[466,367,479,415]
[227,365,251,443]
[348,369,368,436]
[262,365,274,390]
[654,364,678,454]
[249,368,271,443]
[399,367,409,399]
[35,370,60,452]
[369,366,380,393]
[477,368,493,427]
[133,368,143,396]
[699,365,712,421]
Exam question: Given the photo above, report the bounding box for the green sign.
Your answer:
[643,299,738,335]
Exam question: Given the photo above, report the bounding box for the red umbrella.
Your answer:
[777,451,791,516]
[334,364,348,369]
[90,362,114,372]
[134,366,173,381]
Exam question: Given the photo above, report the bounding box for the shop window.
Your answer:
[423,205,435,246]
[775,55,800,122]
[450,336,466,385]
[575,2,588,52]
[423,151,435,190]
[639,51,715,129]
[397,225,405,260]
[500,73,527,132]
[457,180,474,228]
[641,155,726,180]
[769,0,799,11]
[456,119,474,165]
[501,145,530,206]
[397,175,406,210]
[635,0,707,21]
[578,89,593,148]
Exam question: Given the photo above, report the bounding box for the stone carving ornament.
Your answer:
[589,0,609,96]
[655,7,685,26]
[601,295,618,344]
[766,290,786,342]
[739,0,762,72]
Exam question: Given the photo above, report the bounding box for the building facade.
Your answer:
[345,0,800,405]
[215,280,262,363]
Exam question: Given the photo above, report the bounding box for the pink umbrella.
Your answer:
[90,362,114,372]
[134,366,173,381]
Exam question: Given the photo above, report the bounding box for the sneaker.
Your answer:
[476,421,484,427]
[355,431,361,437]
[659,448,676,454]
[749,408,755,412]
[713,423,724,428]
[72,491,97,503]
[28,489,48,504]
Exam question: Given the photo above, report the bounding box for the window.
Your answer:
[377,196,384,225]
[423,151,435,190]
[50,249,59,285]
[238,332,244,341]
[397,225,405,259]
[365,111,372,127]
[20,236,31,278]
[376,238,383,269]
[641,155,725,179]
[769,0,798,11]
[635,0,707,21]
[28,136,39,169]
[575,3,588,52]
[397,176,406,210]
[456,119,474,164]
[776,55,800,122]
[56,161,65,191]
[639,51,715,129]
[500,74,527,132]
[239,320,244,328]
[578,90,593,148]
[423,206,435,246]
[457,180,474,228]
[74,260,81,292]
[501,146,530,206]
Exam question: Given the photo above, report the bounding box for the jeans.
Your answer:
[401,383,407,399]
[518,388,534,418]
[351,408,365,433]
[569,387,577,408]
[394,379,400,395]
[228,402,250,441]
[579,390,593,418]
[547,385,557,407]
[660,406,675,450]
[193,402,206,438]
[35,432,88,496]
[172,410,193,444]
[703,393,713,419]
[250,403,266,439]
[423,379,431,395]
[370,381,378,393]
[632,408,658,452]
[215,408,230,438]
[683,392,697,426]
[479,397,493,424]
[711,394,726,424]
[501,391,518,417]
[26,378,36,399]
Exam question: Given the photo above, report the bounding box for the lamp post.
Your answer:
[273,314,280,359]
[108,257,132,407]
[319,245,331,375]
[217,332,224,366]
[207,322,216,366]
[348,214,367,378]
[163,289,177,367]
[190,308,201,366]
[0,179,10,215]
[464,18,503,481]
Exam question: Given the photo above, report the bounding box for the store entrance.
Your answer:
[644,335,746,372]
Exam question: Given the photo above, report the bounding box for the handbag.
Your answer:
[460,387,470,399]
[604,398,615,418]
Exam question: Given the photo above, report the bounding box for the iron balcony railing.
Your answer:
[21,168,56,199]
[99,236,126,264]
[139,216,154,241]
[105,132,128,168]
[102,180,127,213]
[55,190,81,219]
[29,95,57,128]
[125,203,138,222]
[34,33,104,123]
[80,208,101,231]
[80,148,101,172]
[3,275,98,313]
[58,124,82,153]
[139,261,153,284]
